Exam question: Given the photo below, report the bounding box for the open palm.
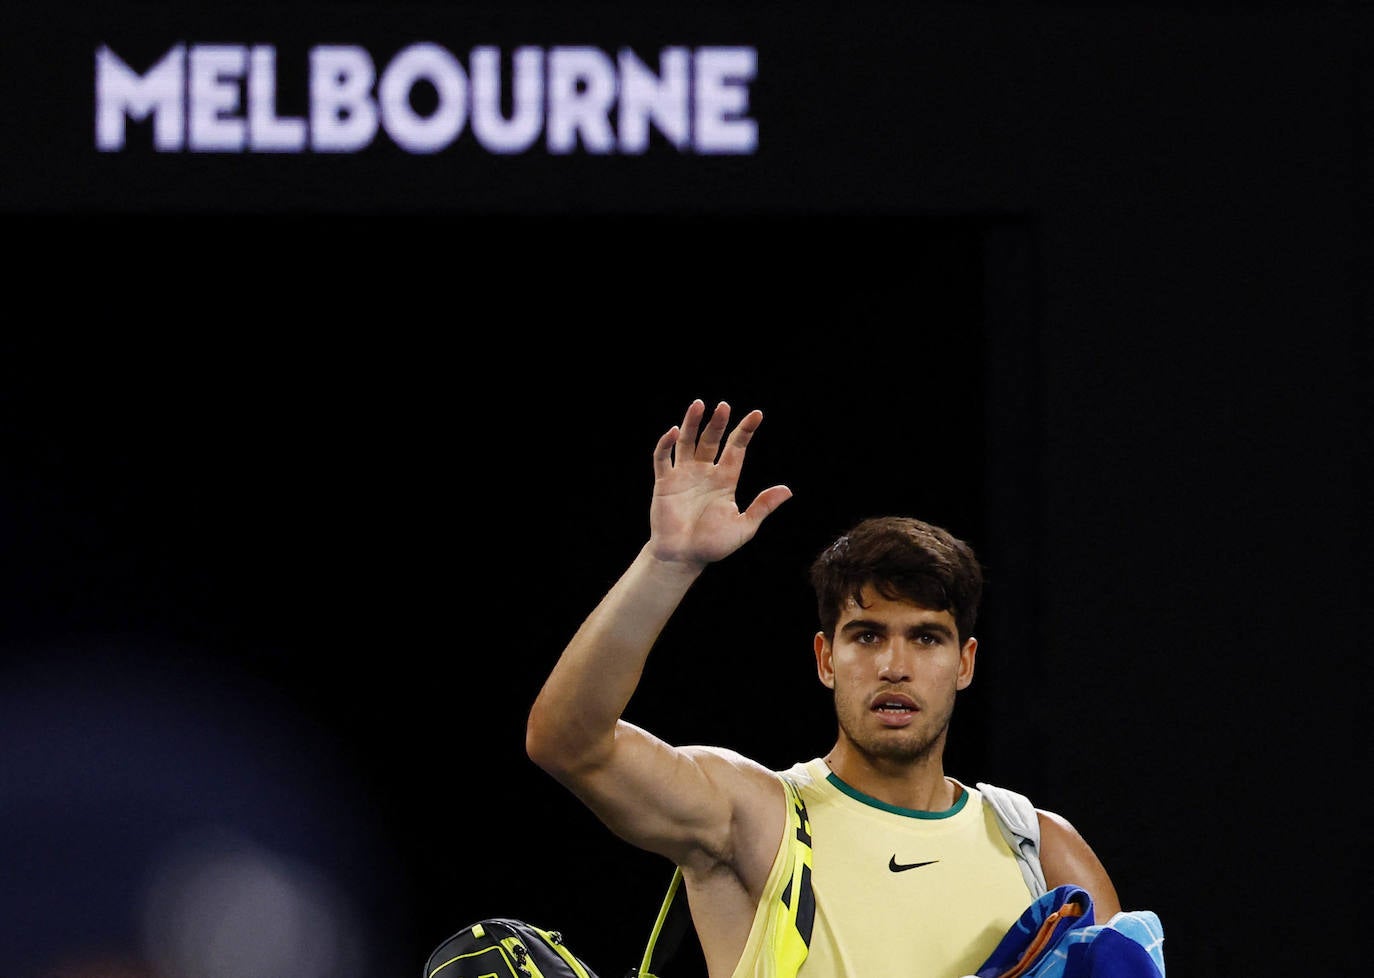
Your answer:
[649,399,792,567]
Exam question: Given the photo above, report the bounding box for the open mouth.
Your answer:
[873,697,917,714]
[871,693,918,722]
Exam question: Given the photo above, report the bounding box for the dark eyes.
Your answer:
[854,631,941,646]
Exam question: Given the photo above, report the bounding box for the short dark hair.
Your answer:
[808,516,984,643]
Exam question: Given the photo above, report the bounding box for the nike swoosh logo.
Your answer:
[888,855,940,872]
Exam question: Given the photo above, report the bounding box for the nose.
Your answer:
[876,641,913,682]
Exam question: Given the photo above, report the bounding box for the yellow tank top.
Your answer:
[730,758,1032,978]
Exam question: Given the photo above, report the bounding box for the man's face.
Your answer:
[814,584,976,765]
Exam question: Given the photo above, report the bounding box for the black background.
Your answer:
[2,3,1369,978]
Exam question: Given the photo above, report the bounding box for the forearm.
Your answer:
[526,543,703,774]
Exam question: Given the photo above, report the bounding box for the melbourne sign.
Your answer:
[96,43,759,155]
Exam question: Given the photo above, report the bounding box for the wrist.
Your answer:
[637,542,708,584]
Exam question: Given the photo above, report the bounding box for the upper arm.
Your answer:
[542,717,786,881]
[1036,809,1123,921]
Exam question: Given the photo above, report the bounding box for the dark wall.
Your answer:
[2,4,1367,978]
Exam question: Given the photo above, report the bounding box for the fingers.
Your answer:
[671,398,732,464]
[652,424,679,480]
[673,398,707,462]
[662,399,766,471]
[694,401,731,462]
[716,408,763,472]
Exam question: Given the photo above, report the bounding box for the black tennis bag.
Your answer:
[424,917,603,978]
[422,869,696,978]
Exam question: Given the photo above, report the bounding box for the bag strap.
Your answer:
[629,866,691,978]
[631,776,814,978]
[975,782,1047,898]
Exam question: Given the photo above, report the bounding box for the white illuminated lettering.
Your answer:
[188,45,247,152]
[547,47,617,154]
[95,44,184,151]
[249,45,306,152]
[694,47,757,154]
[95,42,759,156]
[470,46,543,154]
[378,42,468,154]
[618,48,689,153]
[310,46,378,152]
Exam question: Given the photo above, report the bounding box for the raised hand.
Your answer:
[648,399,793,568]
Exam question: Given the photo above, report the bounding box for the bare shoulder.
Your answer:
[1036,808,1123,920]
[681,743,779,777]
[681,745,790,826]
[678,746,790,883]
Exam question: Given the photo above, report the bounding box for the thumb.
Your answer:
[741,484,793,526]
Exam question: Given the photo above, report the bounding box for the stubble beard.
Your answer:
[834,691,954,766]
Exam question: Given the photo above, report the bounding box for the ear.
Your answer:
[955,636,977,690]
[814,631,835,689]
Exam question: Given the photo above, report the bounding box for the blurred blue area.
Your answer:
[1,643,390,978]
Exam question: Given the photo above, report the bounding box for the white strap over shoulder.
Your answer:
[976,781,1048,898]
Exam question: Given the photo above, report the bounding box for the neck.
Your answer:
[823,745,958,811]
